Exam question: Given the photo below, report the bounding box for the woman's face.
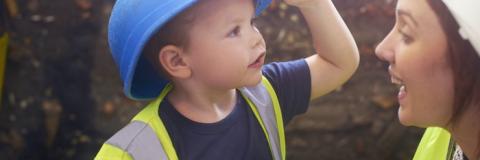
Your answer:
[375,0,455,128]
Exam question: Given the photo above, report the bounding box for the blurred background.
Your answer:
[0,0,424,159]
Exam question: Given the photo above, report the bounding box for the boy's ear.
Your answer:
[159,45,191,79]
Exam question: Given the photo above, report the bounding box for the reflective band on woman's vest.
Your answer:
[413,127,454,160]
[95,76,286,160]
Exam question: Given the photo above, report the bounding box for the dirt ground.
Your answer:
[0,0,423,159]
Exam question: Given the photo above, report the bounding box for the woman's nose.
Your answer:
[375,34,396,64]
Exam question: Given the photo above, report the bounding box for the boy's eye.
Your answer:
[227,26,241,37]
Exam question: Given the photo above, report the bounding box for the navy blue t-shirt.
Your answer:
[158,59,311,160]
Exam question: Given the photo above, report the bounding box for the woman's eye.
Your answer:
[227,26,241,37]
[398,29,414,44]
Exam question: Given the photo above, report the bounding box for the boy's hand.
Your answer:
[283,0,324,8]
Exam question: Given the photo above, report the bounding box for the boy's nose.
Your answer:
[250,26,266,51]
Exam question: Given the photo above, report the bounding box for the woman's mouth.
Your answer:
[389,67,407,104]
[392,77,407,105]
[248,53,265,68]
[398,85,406,101]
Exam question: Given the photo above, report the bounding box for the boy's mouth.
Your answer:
[248,53,265,68]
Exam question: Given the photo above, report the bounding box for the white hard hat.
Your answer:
[442,0,480,57]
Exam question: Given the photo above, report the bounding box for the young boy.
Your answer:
[96,0,359,159]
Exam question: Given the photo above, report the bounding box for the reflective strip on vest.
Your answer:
[239,77,285,160]
[413,127,453,160]
[97,76,285,160]
[105,121,167,160]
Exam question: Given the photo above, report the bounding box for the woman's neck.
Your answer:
[448,105,480,160]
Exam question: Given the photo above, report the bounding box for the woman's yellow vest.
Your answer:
[413,127,454,160]
[95,77,286,160]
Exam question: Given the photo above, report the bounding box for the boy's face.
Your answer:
[183,0,266,90]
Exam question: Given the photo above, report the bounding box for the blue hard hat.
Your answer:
[108,0,272,100]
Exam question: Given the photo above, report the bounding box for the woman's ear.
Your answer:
[159,45,192,79]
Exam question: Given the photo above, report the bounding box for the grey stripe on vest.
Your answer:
[105,121,168,160]
[240,83,282,160]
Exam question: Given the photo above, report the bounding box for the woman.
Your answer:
[375,0,480,159]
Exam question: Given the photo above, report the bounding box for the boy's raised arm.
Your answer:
[285,0,360,100]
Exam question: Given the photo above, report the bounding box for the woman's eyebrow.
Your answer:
[397,9,418,27]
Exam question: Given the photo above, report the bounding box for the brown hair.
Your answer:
[142,7,197,78]
[428,0,480,156]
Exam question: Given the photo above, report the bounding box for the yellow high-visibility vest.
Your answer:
[413,127,454,160]
[96,77,286,160]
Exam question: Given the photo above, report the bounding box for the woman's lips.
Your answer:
[398,85,407,103]
[388,67,407,105]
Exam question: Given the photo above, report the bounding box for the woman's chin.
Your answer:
[398,111,430,128]
[398,118,413,127]
[398,107,414,126]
